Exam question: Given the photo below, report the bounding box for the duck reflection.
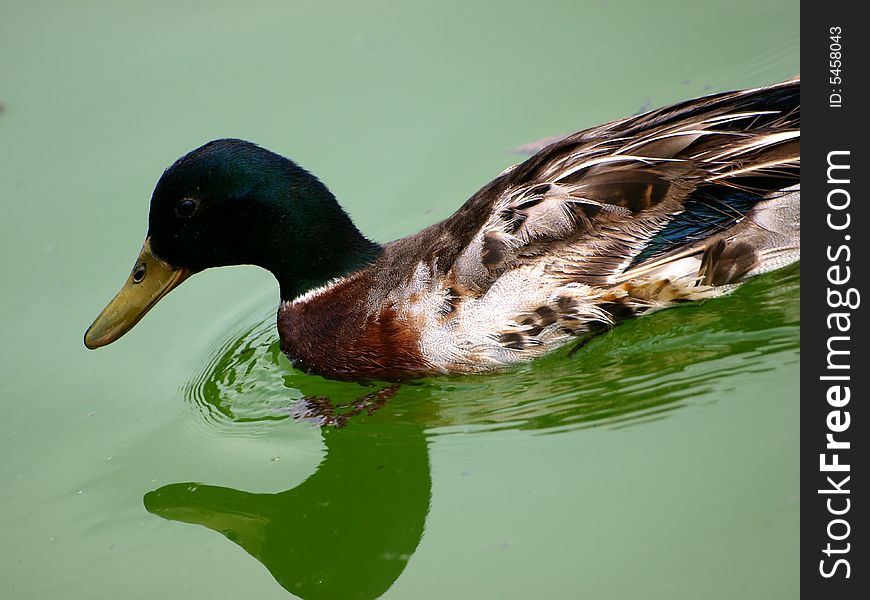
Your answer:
[144,421,430,600]
[145,265,798,598]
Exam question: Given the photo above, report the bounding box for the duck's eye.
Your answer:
[132,263,147,283]
[176,198,199,217]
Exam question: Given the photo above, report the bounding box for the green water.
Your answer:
[1,1,799,598]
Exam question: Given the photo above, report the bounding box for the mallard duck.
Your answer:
[85,78,800,380]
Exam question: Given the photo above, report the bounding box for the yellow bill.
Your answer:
[84,238,189,349]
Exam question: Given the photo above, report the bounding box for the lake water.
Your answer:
[0,1,799,598]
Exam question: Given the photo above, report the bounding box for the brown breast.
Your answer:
[277,274,431,381]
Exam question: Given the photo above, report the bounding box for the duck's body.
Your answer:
[86,78,800,381]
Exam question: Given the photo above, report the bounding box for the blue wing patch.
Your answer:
[629,190,760,268]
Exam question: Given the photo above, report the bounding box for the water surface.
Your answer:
[1,1,798,598]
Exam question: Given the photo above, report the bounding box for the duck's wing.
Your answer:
[436,77,799,294]
[369,79,798,373]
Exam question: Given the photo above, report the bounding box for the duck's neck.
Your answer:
[257,177,382,300]
[272,223,382,301]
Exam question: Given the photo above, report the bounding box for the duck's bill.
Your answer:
[84,239,189,349]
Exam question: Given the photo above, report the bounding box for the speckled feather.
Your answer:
[278,79,800,380]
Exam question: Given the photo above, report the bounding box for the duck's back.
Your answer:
[281,79,800,379]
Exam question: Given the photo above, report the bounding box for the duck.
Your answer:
[84,77,800,381]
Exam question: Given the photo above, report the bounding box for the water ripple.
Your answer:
[183,264,799,435]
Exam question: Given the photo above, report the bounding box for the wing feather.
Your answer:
[444,79,799,291]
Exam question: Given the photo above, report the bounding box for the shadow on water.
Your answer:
[145,264,798,599]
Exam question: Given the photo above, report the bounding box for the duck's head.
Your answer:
[84,139,380,349]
